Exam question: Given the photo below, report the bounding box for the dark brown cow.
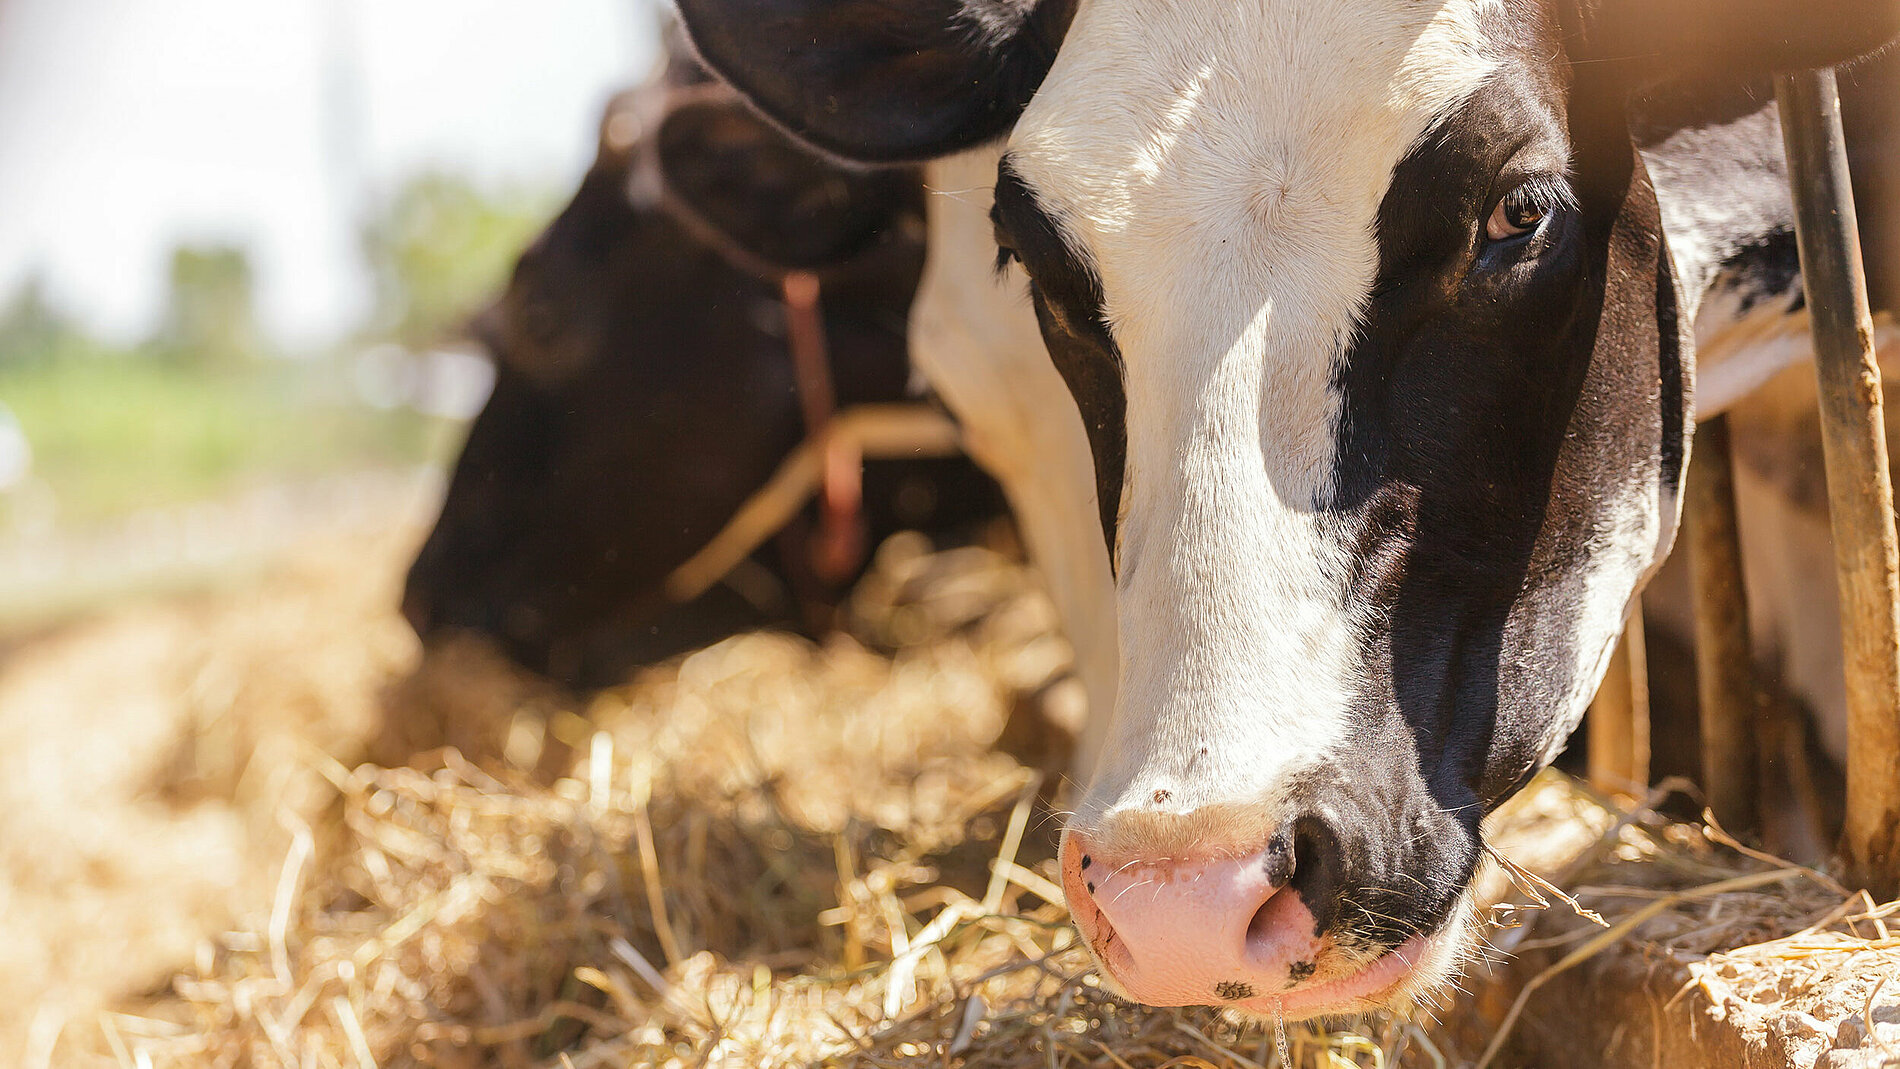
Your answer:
[402,60,1004,686]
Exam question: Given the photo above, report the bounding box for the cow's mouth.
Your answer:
[1229,932,1441,1019]
[1083,924,1449,1021]
[1061,836,1469,1021]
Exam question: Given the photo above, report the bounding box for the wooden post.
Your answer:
[1685,414,1762,837]
[1776,69,1900,899]
[1588,612,1651,795]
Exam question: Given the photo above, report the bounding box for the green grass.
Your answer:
[0,355,463,525]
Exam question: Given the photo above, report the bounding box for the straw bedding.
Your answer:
[1474,781,1900,1069]
[5,521,1896,1068]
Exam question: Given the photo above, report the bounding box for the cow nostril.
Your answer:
[1245,895,1277,947]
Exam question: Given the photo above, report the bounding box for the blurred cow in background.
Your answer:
[402,47,1005,688]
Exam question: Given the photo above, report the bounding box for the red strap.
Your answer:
[781,271,864,583]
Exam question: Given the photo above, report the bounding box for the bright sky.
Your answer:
[0,0,658,348]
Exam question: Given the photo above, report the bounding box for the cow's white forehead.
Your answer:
[1007,0,1506,840]
[1009,0,1500,348]
[1007,0,1502,505]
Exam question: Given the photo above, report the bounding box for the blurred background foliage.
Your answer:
[0,172,551,526]
[0,0,651,631]
[362,173,556,349]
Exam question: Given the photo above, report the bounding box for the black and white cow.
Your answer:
[677,0,1900,1021]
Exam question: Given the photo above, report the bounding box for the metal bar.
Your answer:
[1776,68,1900,898]
[1685,414,1762,836]
[1588,611,1651,795]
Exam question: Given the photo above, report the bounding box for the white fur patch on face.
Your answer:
[1005,0,1504,847]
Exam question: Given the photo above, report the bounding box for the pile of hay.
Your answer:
[14,524,1898,1068]
[0,517,425,1065]
[55,535,1455,1068]
[1473,779,1900,1069]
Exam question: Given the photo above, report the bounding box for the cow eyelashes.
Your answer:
[993,241,1021,278]
[991,195,1023,278]
[1483,176,1575,245]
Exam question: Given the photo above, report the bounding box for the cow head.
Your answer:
[402,75,942,684]
[679,0,1900,1019]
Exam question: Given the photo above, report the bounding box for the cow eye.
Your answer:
[1482,178,1571,245]
[1485,189,1544,242]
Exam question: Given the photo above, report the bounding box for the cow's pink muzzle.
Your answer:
[1060,833,1430,1017]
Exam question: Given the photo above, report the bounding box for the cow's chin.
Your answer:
[1234,907,1473,1023]
[1081,895,1476,1024]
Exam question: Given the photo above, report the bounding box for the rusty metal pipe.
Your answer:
[1775,67,1900,898]
[1588,612,1651,795]
[1685,414,1763,836]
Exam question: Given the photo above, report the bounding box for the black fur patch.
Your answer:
[676,0,1076,163]
[991,157,1127,558]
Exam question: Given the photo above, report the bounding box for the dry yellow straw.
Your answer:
[1475,868,1805,1069]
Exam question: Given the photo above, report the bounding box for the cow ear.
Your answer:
[1579,0,1900,80]
[657,96,919,268]
[674,0,1072,163]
